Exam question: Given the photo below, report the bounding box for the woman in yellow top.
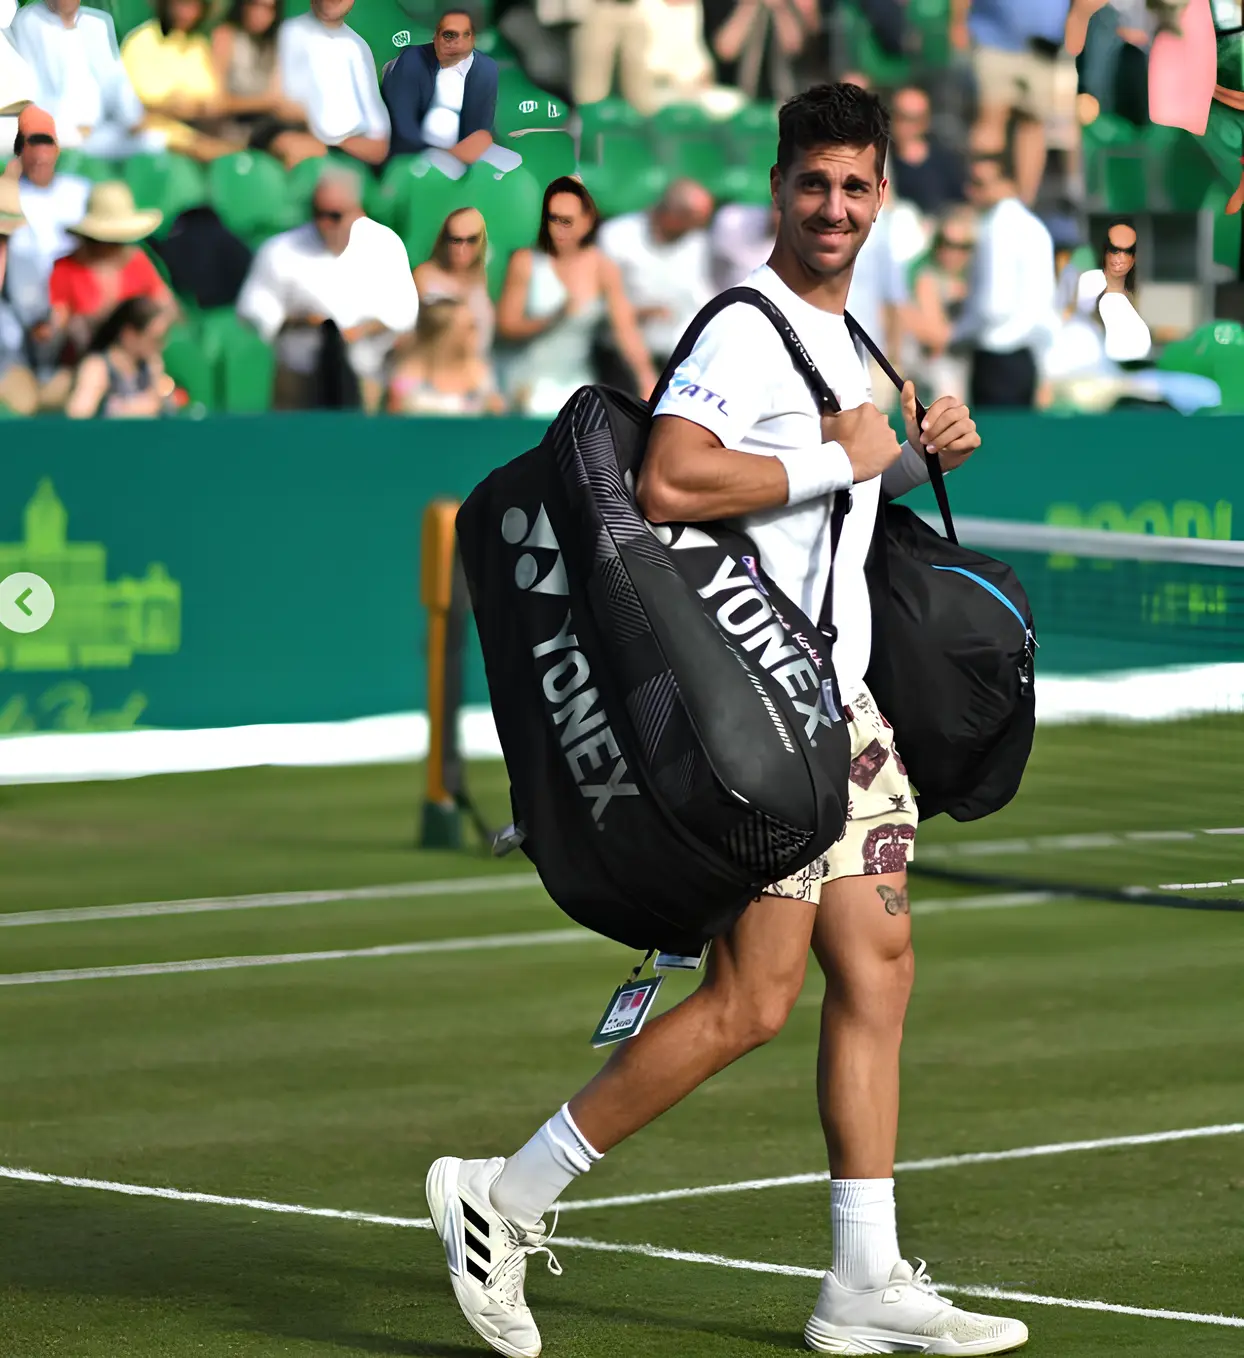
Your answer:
[121,0,246,162]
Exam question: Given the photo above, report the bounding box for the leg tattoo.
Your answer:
[876,884,910,916]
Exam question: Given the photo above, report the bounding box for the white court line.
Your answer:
[920,826,1244,861]
[557,1122,1244,1213]
[0,873,542,929]
[0,929,600,987]
[1155,879,1244,891]
[0,893,1064,987]
[1,1164,1239,1331]
[556,1237,1244,1328]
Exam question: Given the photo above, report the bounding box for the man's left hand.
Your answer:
[901,379,980,472]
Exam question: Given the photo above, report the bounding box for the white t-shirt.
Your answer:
[277,13,390,147]
[236,216,418,343]
[7,172,92,326]
[597,210,714,358]
[421,51,472,149]
[651,264,929,698]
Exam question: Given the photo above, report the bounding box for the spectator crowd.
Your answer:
[0,0,1233,422]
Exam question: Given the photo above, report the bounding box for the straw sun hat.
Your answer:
[0,176,27,238]
[72,182,163,244]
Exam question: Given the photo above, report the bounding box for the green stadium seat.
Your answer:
[578,99,647,163]
[839,1,909,87]
[124,155,208,234]
[494,75,571,138]
[504,130,576,191]
[163,321,216,409]
[284,0,430,73]
[713,165,771,206]
[198,309,276,413]
[908,0,950,67]
[208,151,295,244]
[1156,128,1216,212]
[578,159,671,220]
[1207,185,1244,274]
[724,105,778,177]
[662,138,730,194]
[1081,114,1150,212]
[54,150,113,183]
[97,0,156,40]
[285,155,331,219]
[1157,320,1244,409]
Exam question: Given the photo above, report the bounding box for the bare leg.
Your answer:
[812,871,914,1179]
[1012,115,1047,207]
[569,892,817,1152]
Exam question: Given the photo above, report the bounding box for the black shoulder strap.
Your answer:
[649,286,850,637]
[844,311,958,547]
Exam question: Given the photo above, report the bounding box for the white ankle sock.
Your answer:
[490,1104,602,1230]
[830,1178,902,1290]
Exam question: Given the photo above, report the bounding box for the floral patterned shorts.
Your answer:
[764,685,918,902]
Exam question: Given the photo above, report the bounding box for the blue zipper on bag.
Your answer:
[931,565,1037,648]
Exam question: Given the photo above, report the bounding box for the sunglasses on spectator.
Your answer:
[938,236,972,250]
[438,28,471,39]
[447,232,481,246]
[314,208,345,222]
[25,133,56,147]
[1106,241,1136,255]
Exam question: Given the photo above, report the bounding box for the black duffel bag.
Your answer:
[842,319,1038,822]
[456,289,852,955]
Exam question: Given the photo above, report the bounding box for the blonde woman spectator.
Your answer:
[121,0,244,162]
[497,175,654,417]
[904,209,975,404]
[388,297,504,415]
[65,294,173,418]
[413,207,495,358]
[210,0,325,168]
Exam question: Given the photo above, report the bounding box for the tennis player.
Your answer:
[427,82,1028,1357]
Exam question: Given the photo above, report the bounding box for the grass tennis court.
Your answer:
[2,720,1242,1356]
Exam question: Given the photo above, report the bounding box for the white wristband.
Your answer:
[775,442,854,505]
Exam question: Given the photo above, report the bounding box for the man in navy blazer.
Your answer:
[382,9,522,178]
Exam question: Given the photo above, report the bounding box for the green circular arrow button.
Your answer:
[0,572,55,634]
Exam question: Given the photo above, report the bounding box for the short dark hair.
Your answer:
[225,0,285,46]
[436,7,477,30]
[776,82,890,177]
[89,296,164,354]
[969,149,1015,182]
[156,0,208,36]
[537,175,600,253]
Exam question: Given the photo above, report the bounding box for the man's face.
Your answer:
[311,0,354,24]
[312,184,360,254]
[891,89,929,141]
[966,159,1003,207]
[772,143,885,279]
[434,12,475,65]
[1104,224,1137,280]
[21,133,58,188]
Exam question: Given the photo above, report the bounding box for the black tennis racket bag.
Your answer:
[456,289,851,954]
[845,319,1037,822]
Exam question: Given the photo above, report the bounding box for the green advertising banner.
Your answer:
[0,411,1239,738]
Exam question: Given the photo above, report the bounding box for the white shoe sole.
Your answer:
[805,1314,1029,1356]
[425,1156,541,1358]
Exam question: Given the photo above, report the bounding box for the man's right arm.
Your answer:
[637,309,902,524]
[382,49,428,156]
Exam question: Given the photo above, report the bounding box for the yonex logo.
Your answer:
[501,504,567,595]
[392,28,410,45]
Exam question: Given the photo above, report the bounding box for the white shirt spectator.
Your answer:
[277,12,389,148]
[237,216,418,379]
[8,2,154,157]
[1074,266,1153,361]
[956,195,1057,354]
[652,263,930,698]
[421,50,473,149]
[5,171,91,326]
[598,209,714,359]
[0,0,19,26]
[710,204,776,291]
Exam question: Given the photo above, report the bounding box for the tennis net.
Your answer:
[910,518,1244,910]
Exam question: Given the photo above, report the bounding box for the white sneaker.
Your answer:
[805,1259,1029,1355]
[425,1155,563,1358]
